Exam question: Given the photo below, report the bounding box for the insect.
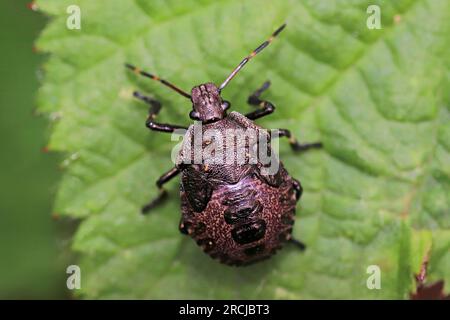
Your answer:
[126,24,322,266]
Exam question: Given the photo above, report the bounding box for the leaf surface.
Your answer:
[36,0,450,298]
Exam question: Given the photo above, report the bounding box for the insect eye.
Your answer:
[189,110,200,120]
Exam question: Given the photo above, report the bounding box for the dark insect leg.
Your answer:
[276,128,322,152]
[142,167,180,214]
[289,238,306,251]
[133,91,187,133]
[245,81,275,120]
[292,178,303,201]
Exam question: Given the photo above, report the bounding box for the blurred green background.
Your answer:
[0,1,66,299]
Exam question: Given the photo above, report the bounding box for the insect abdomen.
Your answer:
[180,168,297,266]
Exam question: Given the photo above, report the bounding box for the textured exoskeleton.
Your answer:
[177,108,299,265]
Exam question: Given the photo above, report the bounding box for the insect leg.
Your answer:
[292,178,303,201]
[142,167,180,214]
[275,128,322,152]
[133,91,188,133]
[289,238,306,251]
[245,81,275,120]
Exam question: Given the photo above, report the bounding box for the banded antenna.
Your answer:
[218,23,286,92]
[125,63,191,99]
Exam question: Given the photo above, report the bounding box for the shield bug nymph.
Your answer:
[126,23,322,266]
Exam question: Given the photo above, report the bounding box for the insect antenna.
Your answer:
[125,63,191,99]
[218,23,286,92]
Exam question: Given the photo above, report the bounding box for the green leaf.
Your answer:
[36,0,450,299]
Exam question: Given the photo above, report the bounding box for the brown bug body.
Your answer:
[179,160,297,266]
[176,110,298,265]
[126,24,322,266]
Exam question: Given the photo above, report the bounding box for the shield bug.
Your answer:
[126,23,322,266]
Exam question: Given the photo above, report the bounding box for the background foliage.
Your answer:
[0,0,66,299]
[36,0,449,298]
